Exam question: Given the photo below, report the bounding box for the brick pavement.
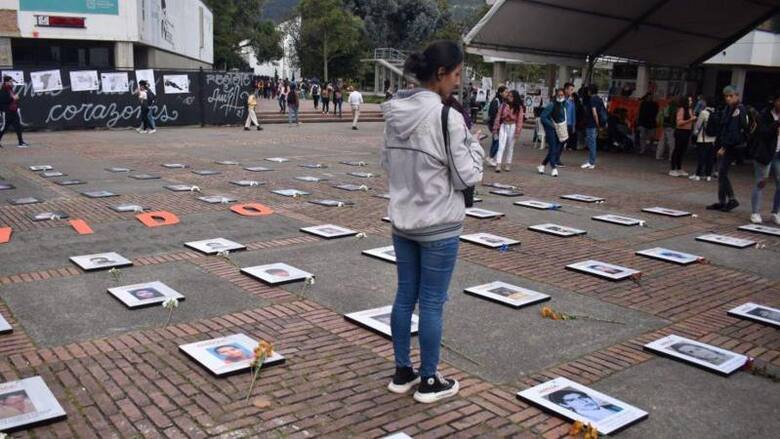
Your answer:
[0,124,778,438]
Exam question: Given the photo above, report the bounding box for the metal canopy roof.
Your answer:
[464,0,780,66]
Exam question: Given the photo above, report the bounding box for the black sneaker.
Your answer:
[244,127,250,131]
[413,373,459,403]
[257,126,263,131]
[387,367,420,394]
[706,202,723,210]
[721,199,740,212]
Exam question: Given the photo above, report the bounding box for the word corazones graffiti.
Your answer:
[46,103,179,128]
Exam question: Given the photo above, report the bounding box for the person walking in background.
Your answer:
[637,93,658,154]
[321,83,331,114]
[539,88,567,176]
[485,85,507,166]
[134,80,152,134]
[287,84,300,127]
[244,85,262,131]
[333,84,343,118]
[690,97,716,181]
[311,82,321,110]
[708,86,750,212]
[657,97,678,160]
[278,82,288,114]
[748,89,780,224]
[143,81,157,134]
[381,40,484,404]
[0,75,27,147]
[670,96,696,176]
[581,84,604,169]
[348,86,364,130]
[492,90,523,172]
[563,82,577,153]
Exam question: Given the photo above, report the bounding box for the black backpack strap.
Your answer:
[441,104,450,156]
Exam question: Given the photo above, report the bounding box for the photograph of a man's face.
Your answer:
[747,307,780,322]
[129,287,164,301]
[208,344,253,364]
[589,264,622,275]
[373,313,392,326]
[0,390,36,420]
[546,388,623,422]
[265,268,290,278]
[670,342,732,366]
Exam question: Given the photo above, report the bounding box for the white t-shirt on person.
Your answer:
[348,91,363,106]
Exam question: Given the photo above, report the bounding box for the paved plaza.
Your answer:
[0,120,778,438]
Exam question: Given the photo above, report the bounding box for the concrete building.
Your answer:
[240,17,299,80]
[0,0,213,69]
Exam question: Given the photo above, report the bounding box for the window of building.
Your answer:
[11,39,115,68]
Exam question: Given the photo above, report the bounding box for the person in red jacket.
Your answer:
[0,76,27,148]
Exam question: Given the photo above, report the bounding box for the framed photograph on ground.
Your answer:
[0,183,15,190]
[347,172,377,178]
[81,191,118,198]
[727,303,780,328]
[29,165,52,172]
[69,252,132,271]
[483,182,517,190]
[644,334,747,376]
[295,176,328,183]
[0,376,67,432]
[29,211,69,221]
[55,180,85,186]
[244,166,273,172]
[529,224,586,237]
[179,333,285,377]
[215,161,239,165]
[362,246,397,263]
[185,238,246,255]
[373,193,390,200]
[382,434,412,439]
[738,224,780,237]
[0,314,10,334]
[344,305,418,338]
[300,163,327,169]
[641,207,691,217]
[340,160,367,167]
[107,281,184,308]
[105,167,131,173]
[465,208,504,219]
[516,377,647,435]
[561,194,605,203]
[460,233,520,248]
[230,180,265,187]
[110,204,146,213]
[198,195,237,204]
[592,214,642,226]
[334,184,367,192]
[300,224,358,239]
[695,234,755,249]
[129,174,160,180]
[10,197,42,206]
[241,263,313,285]
[41,171,65,178]
[165,185,197,192]
[309,199,354,207]
[514,200,561,210]
[566,260,640,281]
[464,281,550,308]
[265,157,290,163]
[490,189,524,197]
[636,247,700,265]
[272,189,310,197]
[162,163,187,169]
[382,216,390,223]
[192,170,220,176]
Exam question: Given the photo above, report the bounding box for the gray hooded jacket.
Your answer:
[380,89,484,242]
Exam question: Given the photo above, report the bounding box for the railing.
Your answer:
[374,48,409,64]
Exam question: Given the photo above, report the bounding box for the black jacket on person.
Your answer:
[487,97,501,130]
[751,108,779,165]
[717,104,749,149]
[637,100,658,129]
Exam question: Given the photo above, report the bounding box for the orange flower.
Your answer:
[569,421,584,435]
[259,340,273,357]
[584,424,599,439]
[541,306,553,318]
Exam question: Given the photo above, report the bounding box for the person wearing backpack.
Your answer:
[381,41,484,404]
[707,85,750,212]
[748,90,780,225]
[0,75,27,147]
[311,82,321,110]
[580,84,605,170]
[143,81,157,134]
[134,80,151,134]
[690,97,716,181]
[287,84,300,127]
[538,88,567,176]
[485,85,507,167]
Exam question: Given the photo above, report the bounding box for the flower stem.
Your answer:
[164,307,174,327]
[245,353,265,401]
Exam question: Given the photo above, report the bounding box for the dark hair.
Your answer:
[678,96,691,119]
[771,89,780,103]
[2,76,13,83]
[496,85,507,99]
[588,84,598,96]
[508,90,522,114]
[404,41,463,83]
[444,95,472,130]
[548,389,590,406]
[563,82,574,90]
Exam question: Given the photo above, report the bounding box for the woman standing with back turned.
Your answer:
[381,41,484,404]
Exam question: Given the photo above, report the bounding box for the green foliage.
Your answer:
[205,0,283,70]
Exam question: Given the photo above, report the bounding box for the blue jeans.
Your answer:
[542,127,561,168]
[146,107,156,130]
[287,106,299,124]
[391,234,459,378]
[751,154,780,214]
[585,127,597,165]
[489,136,499,159]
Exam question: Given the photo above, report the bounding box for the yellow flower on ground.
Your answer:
[541,306,553,318]
[259,340,273,357]
[569,421,584,435]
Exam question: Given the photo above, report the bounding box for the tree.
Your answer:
[346,0,449,51]
[205,0,283,70]
[296,0,364,81]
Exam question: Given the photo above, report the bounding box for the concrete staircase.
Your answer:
[256,108,384,125]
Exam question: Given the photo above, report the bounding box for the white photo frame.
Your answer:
[300,163,327,169]
[738,224,780,237]
[244,166,273,172]
[163,75,190,94]
[0,313,12,334]
[215,160,239,166]
[308,199,354,207]
[566,260,640,281]
[464,281,550,308]
[636,247,700,265]
[198,195,237,204]
[300,224,358,239]
[30,69,63,93]
[241,263,313,285]
[334,183,367,191]
[0,183,14,190]
[100,72,129,93]
[28,165,53,171]
[644,334,747,376]
[0,376,67,432]
[41,171,65,178]
[727,303,780,328]
[81,191,118,198]
[107,281,184,309]
[10,197,42,205]
[129,174,160,180]
[179,333,285,377]
[295,176,328,183]
[230,180,265,187]
[110,204,146,213]
[162,163,187,169]
[265,157,290,163]
[340,160,367,166]
[483,182,517,190]
[490,189,523,197]
[465,208,504,219]
[29,211,69,221]
[561,194,605,203]
[529,224,586,237]
[347,172,377,178]
[69,70,99,92]
[192,170,220,176]
[516,377,647,435]
[70,252,133,271]
[695,234,755,249]
[460,233,520,248]
[55,180,85,186]
[592,214,642,226]
[641,207,691,217]
[514,200,561,210]
[185,238,246,255]
[362,246,397,263]
[344,305,418,338]
[165,185,197,192]
[105,167,132,173]
[272,189,310,197]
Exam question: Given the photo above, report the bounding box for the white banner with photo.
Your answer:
[163,74,190,94]
[1,70,24,84]
[135,69,156,90]
[100,72,129,93]
[30,69,63,93]
[69,70,99,92]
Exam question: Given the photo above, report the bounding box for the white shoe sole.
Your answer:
[413,380,460,403]
[387,376,421,394]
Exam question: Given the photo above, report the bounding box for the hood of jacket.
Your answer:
[381,89,442,140]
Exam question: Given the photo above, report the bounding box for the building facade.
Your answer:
[0,0,213,69]
[240,17,299,80]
